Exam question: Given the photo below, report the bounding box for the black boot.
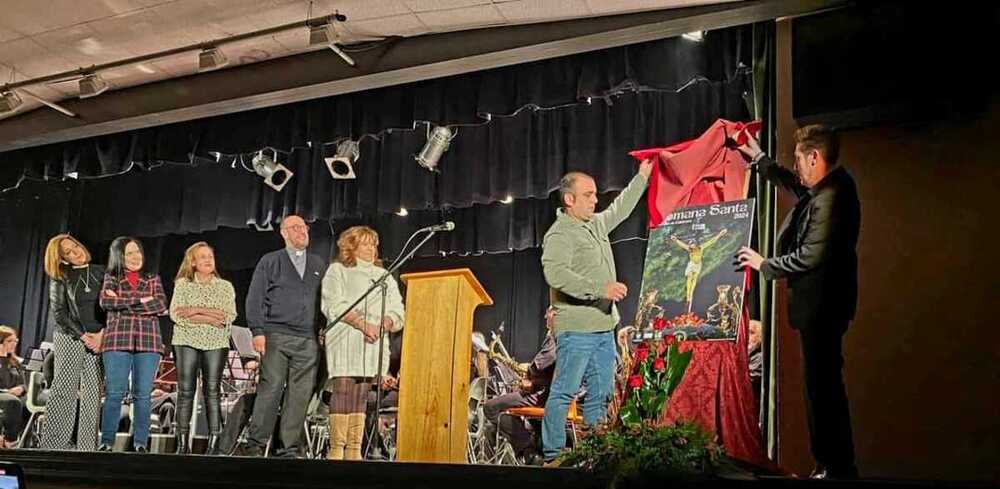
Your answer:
[205,433,221,456]
[175,432,190,455]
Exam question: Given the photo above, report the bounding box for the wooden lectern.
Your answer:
[396,268,493,463]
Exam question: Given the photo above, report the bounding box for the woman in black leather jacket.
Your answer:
[40,234,105,451]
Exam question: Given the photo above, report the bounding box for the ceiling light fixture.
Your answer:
[324,139,360,179]
[1,12,371,103]
[0,90,23,114]
[309,13,356,68]
[252,149,294,192]
[198,46,229,72]
[78,73,109,99]
[415,125,455,172]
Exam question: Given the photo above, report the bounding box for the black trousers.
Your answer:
[246,331,317,457]
[0,393,25,443]
[484,390,546,455]
[218,392,254,455]
[174,346,227,435]
[799,324,857,476]
[483,390,544,422]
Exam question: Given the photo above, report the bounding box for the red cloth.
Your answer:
[633,118,767,465]
[631,119,761,227]
[125,270,139,289]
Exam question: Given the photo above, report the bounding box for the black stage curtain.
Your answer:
[13,79,750,242]
[0,26,754,359]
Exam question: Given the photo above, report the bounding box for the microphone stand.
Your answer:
[323,228,439,460]
[364,279,390,460]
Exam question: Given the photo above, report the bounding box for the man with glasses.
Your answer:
[234,215,326,458]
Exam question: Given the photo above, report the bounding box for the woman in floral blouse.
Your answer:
[169,242,236,455]
[98,237,167,453]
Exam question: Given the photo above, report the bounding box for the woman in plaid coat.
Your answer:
[97,237,168,453]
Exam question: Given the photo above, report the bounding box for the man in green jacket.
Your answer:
[540,159,652,462]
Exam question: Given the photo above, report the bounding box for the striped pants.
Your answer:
[39,331,103,451]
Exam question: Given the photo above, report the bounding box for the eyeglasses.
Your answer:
[285,224,309,232]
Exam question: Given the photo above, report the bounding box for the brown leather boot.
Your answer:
[344,412,366,461]
[327,414,349,460]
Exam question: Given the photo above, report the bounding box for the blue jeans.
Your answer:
[100,351,161,448]
[541,330,615,459]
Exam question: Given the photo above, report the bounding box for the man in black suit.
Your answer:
[735,125,860,479]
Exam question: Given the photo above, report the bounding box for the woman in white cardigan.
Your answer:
[321,225,404,460]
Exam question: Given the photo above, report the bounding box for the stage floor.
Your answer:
[0,450,993,489]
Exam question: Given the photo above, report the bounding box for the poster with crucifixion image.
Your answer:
[634,199,755,342]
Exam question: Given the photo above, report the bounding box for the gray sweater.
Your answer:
[246,249,326,338]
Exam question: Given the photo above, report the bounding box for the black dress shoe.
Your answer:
[232,444,263,457]
[97,444,112,452]
[522,451,543,466]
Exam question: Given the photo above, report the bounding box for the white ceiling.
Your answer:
[0,0,736,116]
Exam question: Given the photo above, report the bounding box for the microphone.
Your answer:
[420,221,455,233]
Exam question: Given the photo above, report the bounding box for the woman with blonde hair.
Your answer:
[168,242,236,455]
[321,226,404,460]
[40,234,104,451]
[0,326,27,448]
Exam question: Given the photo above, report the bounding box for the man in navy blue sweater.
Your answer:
[235,215,326,458]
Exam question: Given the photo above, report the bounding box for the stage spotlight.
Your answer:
[415,125,454,172]
[501,195,513,204]
[198,46,229,72]
[682,31,704,42]
[78,73,109,99]
[396,207,408,216]
[0,90,23,114]
[324,139,360,179]
[252,150,294,192]
[309,23,356,67]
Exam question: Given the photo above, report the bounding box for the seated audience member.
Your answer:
[482,307,559,462]
[0,326,28,448]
